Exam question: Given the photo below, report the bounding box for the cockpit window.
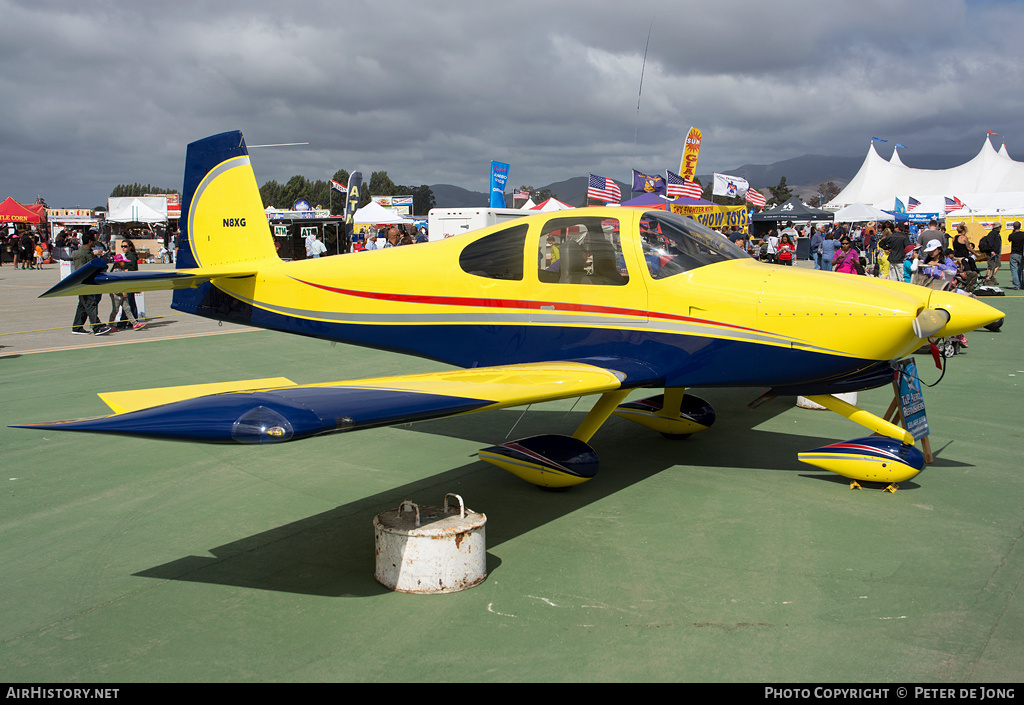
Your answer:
[538,217,628,286]
[639,211,750,279]
[459,223,527,280]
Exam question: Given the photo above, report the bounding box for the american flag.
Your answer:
[908,197,920,211]
[944,196,964,213]
[745,188,766,208]
[666,170,703,199]
[513,190,531,200]
[587,174,621,203]
[330,179,347,193]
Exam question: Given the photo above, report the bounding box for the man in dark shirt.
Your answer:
[982,223,1002,284]
[878,226,911,281]
[70,231,111,336]
[1008,221,1024,290]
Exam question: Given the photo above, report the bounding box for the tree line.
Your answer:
[258,170,436,215]
[109,171,437,216]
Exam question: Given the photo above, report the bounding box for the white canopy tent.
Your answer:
[831,202,893,223]
[828,138,1024,211]
[354,201,410,225]
[106,197,167,223]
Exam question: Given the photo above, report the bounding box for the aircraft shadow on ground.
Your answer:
[133,388,971,597]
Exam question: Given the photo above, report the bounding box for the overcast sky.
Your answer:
[3,0,1022,208]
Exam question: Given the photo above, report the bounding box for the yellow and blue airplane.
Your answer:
[17,131,1005,490]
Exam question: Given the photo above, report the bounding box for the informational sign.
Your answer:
[895,358,929,441]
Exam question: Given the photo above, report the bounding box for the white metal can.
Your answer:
[373,494,487,594]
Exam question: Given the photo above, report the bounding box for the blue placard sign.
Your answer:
[895,358,929,441]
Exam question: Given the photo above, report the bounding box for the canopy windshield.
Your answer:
[639,210,749,279]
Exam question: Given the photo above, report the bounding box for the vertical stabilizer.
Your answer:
[178,131,277,270]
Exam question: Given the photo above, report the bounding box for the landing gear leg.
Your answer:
[612,388,716,438]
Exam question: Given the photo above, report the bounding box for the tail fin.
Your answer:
[178,131,278,270]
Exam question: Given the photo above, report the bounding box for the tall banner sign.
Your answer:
[490,161,510,208]
[679,127,702,182]
[343,171,363,254]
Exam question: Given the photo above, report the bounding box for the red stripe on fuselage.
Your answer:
[293,278,764,334]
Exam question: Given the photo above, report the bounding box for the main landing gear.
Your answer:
[477,388,716,488]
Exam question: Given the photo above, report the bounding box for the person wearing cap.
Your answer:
[362,229,378,251]
[902,243,921,283]
[70,232,111,336]
[913,239,956,289]
[1008,221,1024,290]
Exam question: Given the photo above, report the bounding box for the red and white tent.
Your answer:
[527,197,573,212]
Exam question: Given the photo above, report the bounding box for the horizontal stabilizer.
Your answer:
[40,258,259,298]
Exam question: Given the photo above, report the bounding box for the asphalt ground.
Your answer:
[1,261,1021,683]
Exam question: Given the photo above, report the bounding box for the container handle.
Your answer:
[398,500,421,527]
[443,493,466,519]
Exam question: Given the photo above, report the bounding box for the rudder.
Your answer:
[178,131,278,270]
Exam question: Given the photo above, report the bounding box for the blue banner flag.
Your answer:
[490,161,510,208]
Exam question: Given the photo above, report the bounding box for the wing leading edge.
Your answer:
[13,362,630,444]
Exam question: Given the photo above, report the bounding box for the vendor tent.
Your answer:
[106,197,167,223]
[619,193,714,207]
[0,197,45,223]
[832,202,892,223]
[751,197,832,223]
[829,137,1024,210]
[528,197,573,212]
[354,201,409,224]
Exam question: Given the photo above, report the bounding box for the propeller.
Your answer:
[912,308,950,339]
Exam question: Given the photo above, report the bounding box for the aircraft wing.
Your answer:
[39,258,258,298]
[13,361,635,444]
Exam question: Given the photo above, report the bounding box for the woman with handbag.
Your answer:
[832,236,860,274]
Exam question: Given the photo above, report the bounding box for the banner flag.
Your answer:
[587,174,622,203]
[632,169,665,195]
[679,127,702,181]
[712,173,749,198]
[343,171,362,252]
[490,161,510,208]
[666,170,703,199]
[330,179,347,193]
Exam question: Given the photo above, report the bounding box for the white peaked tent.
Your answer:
[519,198,537,210]
[828,138,1024,210]
[106,197,167,223]
[354,201,409,225]
[832,202,892,222]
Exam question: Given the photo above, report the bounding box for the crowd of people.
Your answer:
[353,223,428,251]
[2,226,52,269]
[733,218,1022,292]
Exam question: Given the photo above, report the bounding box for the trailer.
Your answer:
[427,207,526,241]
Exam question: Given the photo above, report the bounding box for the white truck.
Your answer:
[426,207,526,242]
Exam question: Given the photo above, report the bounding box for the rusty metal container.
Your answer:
[373,494,487,594]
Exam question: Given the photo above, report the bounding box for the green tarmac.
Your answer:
[1,264,1022,683]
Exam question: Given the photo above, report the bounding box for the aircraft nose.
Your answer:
[926,289,1004,337]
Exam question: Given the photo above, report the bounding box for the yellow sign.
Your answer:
[679,127,702,181]
[671,203,747,229]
